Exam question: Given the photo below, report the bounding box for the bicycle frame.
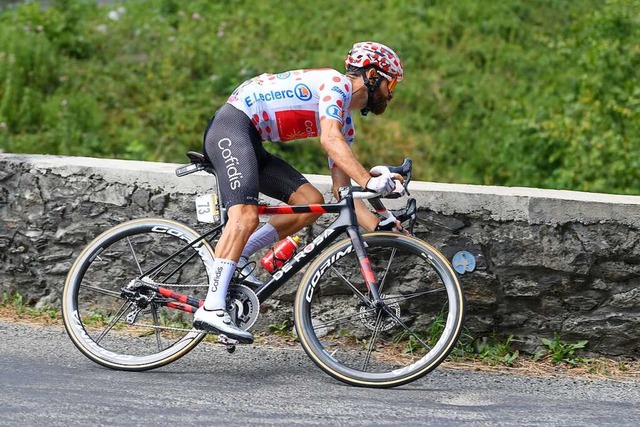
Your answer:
[253,195,379,302]
[135,152,413,315]
[134,191,381,313]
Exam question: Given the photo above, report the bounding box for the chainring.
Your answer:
[226,284,260,331]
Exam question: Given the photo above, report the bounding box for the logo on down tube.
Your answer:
[305,244,354,303]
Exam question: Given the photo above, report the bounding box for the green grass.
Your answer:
[1,0,639,194]
[1,291,60,321]
[268,318,295,338]
[473,335,520,367]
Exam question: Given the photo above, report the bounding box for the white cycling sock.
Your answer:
[203,258,237,311]
[240,223,280,261]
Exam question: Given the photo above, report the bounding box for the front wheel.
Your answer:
[294,232,465,388]
[62,218,217,371]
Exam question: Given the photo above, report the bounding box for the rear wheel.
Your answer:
[62,218,218,371]
[294,232,465,388]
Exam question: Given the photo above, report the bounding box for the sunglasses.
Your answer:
[377,70,398,93]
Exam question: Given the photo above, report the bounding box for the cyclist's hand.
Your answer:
[375,217,409,235]
[368,165,405,196]
[366,173,395,195]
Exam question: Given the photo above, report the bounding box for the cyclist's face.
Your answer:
[369,77,394,115]
[381,76,396,99]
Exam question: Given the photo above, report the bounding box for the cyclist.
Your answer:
[193,41,405,343]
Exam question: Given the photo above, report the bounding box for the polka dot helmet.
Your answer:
[344,41,404,82]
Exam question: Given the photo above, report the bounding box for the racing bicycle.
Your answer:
[62,152,465,388]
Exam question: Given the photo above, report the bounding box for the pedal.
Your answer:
[217,334,239,345]
[217,334,238,354]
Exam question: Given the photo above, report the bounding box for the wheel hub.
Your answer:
[358,296,401,332]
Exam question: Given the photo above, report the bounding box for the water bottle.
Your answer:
[260,236,301,273]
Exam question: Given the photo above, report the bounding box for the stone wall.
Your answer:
[1,153,639,357]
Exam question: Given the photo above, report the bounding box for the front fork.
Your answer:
[346,226,382,304]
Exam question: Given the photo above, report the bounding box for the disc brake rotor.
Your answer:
[358,295,401,332]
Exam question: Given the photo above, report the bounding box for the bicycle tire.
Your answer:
[294,232,465,388]
[62,218,217,371]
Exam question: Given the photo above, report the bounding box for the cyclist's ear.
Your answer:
[365,68,379,82]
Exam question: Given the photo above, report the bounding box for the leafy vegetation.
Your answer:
[535,332,589,365]
[1,0,638,194]
[1,291,60,321]
[268,318,295,338]
[474,335,520,367]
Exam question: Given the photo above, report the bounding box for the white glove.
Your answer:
[366,171,395,195]
[369,165,391,177]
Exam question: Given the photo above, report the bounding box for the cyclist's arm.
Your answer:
[319,118,370,188]
[321,119,405,233]
[330,167,379,231]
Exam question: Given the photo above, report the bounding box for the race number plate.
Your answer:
[195,194,219,223]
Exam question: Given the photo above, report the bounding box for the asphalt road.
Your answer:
[1,320,638,426]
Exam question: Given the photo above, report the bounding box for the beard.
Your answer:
[368,89,389,115]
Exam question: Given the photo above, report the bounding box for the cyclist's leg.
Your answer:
[238,154,323,265]
[195,104,262,342]
[259,154,324,238]
[202,104,262,262]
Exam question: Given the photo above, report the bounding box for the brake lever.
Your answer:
[387,158,412,196]
[390,198,417,235]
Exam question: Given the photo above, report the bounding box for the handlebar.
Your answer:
[341,158,413,201]
[354,158,416,233]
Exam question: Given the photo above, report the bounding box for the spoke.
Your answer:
[313,308,374,332]
[150,304,163,351]
[381,287,446,305]
[362,309,384,371]
[95,301,131,344]
[377,247,397,295]
[126,236,143,275]
[329,266,371,305]
[157,250,199,283]
[79,283,122,298]
[382,305,431,352]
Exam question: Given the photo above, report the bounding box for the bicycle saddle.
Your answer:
[186,151,211,166]
[175,151,212,177]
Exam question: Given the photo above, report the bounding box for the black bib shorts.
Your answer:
[202,103,309,209]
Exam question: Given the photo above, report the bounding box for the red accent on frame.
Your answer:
[166,302,196,313]
[158,287,173,298]
[360,258,377,288]
[258,204,328,215]
[158,286,187,303]
[158,286,203,308]
[309,205,327,213]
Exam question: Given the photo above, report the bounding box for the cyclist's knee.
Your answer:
[227,204,260,230]
[289,183,324,205]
